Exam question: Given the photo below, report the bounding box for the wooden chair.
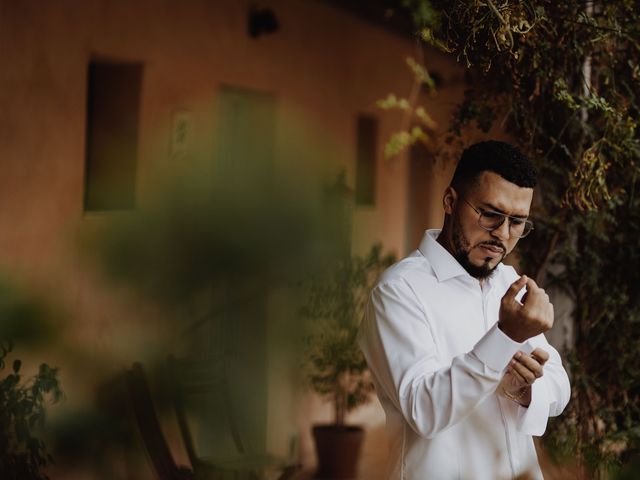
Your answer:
[167,355,301,480]
[125,362,195,480]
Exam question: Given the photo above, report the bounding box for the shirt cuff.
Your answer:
[517,376,551,436]
[472,323,525,372]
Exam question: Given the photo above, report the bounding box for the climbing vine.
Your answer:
[393,1,640,476]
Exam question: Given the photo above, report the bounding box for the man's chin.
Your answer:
[482,257,502,269]
[457,254,501,279]
[472,263,499,279]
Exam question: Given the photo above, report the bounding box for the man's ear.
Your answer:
[443,186,457,215]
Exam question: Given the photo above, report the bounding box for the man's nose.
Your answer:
[491,219,511,241]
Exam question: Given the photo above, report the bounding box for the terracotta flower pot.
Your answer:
[312,424,365,479]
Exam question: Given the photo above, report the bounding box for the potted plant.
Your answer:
[302,244,395,479]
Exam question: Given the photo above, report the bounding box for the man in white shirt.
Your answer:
[359,141,571,480]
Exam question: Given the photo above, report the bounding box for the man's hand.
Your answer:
[499,348,549,406]
[498,275,554,342]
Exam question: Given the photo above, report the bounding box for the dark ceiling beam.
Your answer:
[318,0,416,39]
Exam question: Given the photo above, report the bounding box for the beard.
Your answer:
[451,213,505,280]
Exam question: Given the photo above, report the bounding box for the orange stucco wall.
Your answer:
[0,1,465,478]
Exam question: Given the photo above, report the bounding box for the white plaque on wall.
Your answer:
[170,110,193,161]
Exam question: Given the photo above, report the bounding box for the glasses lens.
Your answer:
[478,211,505,230]
[518,221,533,238]
[511,222,526,237]
[479,211,534,238]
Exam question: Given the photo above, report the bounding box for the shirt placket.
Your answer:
[482,281,519,478]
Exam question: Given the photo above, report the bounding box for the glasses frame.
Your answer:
[461,197,534,239]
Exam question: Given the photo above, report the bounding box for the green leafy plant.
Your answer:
[0,341,63,479]
[386,0,640,476]
[376,57,438,159]
[0,278,63,479]
[302,245,395,426]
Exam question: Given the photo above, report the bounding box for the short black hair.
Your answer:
[451,141,537,194]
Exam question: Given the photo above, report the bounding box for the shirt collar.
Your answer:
[418,229,475,282]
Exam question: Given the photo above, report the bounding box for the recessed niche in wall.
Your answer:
[355,114,378,207]
[84,59,143,211]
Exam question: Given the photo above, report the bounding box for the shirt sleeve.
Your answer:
[359,279,525,439]
[516,334,571,436]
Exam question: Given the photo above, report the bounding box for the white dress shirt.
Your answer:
[359,230,571,480]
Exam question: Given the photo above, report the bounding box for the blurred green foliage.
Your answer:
[0,278,55,347]
[83,161,345,311]
[377,58,438,159]
[74,157,354,473]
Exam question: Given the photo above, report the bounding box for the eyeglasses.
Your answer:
[461,198,534,238]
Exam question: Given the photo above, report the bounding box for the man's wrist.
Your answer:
[497,321,526,343]
[502,386,530,406]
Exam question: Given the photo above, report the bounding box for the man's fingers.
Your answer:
[498,275,554,341]
[521,277,542,302]
[507,365,528,386]
[503,275,528,303]
[520,281,554,333]
[525,277,540,291]
[531,348,549,365]
[510,359,537,385]
[514,352,544,378]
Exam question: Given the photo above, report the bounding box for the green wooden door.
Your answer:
[193,86,276,460]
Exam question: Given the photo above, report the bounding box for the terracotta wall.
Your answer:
[0,0,465,478]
